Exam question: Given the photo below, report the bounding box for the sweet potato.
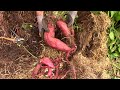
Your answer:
[32,57,63,79]
[44,23,72,52]
[57,20,76,48]
[57,20,71,37]
[32,63,41,78]
[32,57,55,78]
[45,36,72,52]
[41,57,55,68]
[32,56,75,79]
[32,16,77,79]
[47,67,52,77]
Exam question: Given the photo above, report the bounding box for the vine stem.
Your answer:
[20,45,38,59]
[0,37,15,42]
[0,36,38,60]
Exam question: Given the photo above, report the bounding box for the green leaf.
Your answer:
[110,45,117,52]
[109,40,116,46]
[113,52,119,57]
[110,44,113,50]
[22,23,33,30]
[109,54,116,59]
[109,31,115,40]
[114,12,120,21]
[116,16,120,21]
[116,39,120,45]
[114,30,120,38]
[118,44,120,47]
[110,11,115,18]
[116,27,120,31]
[118,46,120,52]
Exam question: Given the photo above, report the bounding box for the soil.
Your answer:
[0,11,111,79]
[71,11,111,79]
[0,11,41,79]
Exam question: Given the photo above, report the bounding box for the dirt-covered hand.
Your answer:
[37,16,49,37]
[66,11,78,27]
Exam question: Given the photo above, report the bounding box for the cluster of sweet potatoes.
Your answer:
[32,17,77,79]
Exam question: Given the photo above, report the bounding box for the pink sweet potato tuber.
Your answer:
[44,36,72,52]
[32,57,64,79]
[32,63,41,78]
[41,57,55,68]
[47,67,53,77]
[57,20,71,37]
[44,23,72,53]
[57,20,76,48]
[32,57,55,78]
[32,56,76,79]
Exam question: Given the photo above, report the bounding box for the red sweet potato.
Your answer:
[44,36,72,52]
[57,20,76,48]
[32,57,55,78]
[47,67,52,77]
[41,57,55,68]
[32,64,41,78]
[57,20,71,37]
[44,23,72,52]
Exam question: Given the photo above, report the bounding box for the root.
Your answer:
[0,37,15,42]
[32,64,41,78]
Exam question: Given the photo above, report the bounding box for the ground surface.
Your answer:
[0,11,111,79]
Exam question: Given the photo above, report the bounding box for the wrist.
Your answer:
[36,11,44,16]
[37,15,44,23]
[69,11,77,20]
[37,16,44,33]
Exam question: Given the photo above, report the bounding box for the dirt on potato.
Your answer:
[0,11,112,79]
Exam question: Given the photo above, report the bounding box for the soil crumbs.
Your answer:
[0,11,111,79]
[0,11,40,79]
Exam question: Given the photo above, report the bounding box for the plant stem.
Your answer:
[0,37,15,42]
[20,45,38,59]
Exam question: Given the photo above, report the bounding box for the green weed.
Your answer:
[107,11,120,78]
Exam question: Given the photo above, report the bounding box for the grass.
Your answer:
[107,11,120,59]
[106,11,120,79]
